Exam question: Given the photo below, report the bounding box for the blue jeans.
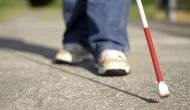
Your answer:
[63,0,131,58]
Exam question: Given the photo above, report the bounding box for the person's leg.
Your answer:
[55,0,91,63]
[63,0,89,47]
[87,0,131,75]
[87,0,131,58]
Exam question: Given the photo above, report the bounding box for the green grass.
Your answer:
[0,0,63,22]
[0,0,188,24]
[0,0,156,22]
[4,0,189,23]
[130,0,157,21]
[0,0,29,21]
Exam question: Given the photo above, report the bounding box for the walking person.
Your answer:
[55,0,131,76]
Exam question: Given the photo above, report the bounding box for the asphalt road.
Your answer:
[0,11,189,110]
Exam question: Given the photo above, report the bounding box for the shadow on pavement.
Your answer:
[0,37,97,74]
[0,37,159,103]
[0,37,57,59]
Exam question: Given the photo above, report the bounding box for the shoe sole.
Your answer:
[54,60,130,76]
[97,63,131,76]
[101,69,130,76]
[53,59,74,65]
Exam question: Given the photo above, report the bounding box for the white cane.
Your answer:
[136,0,170,98]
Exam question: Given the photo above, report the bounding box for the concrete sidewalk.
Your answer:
[0,12,189,110]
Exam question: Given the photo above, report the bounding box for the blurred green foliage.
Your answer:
[0,0,27,21]
[178,0,190,10]
[0,0,26,8]
[0,0,156,22]
[0,0,189,23]
[130,0,156,21]
[0,0,60,21]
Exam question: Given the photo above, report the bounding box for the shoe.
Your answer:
[97,50,130,76]
[55,44,92,64]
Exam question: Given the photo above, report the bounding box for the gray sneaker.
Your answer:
[55,44,92,64]
[97,50,131,76]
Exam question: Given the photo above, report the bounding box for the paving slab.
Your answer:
[0,11,189,110]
